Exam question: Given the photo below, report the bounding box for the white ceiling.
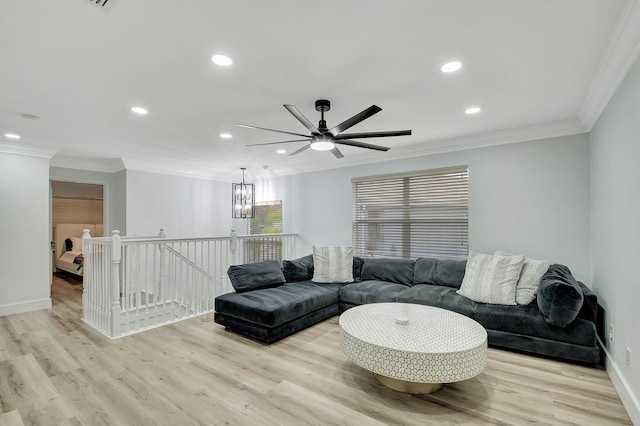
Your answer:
[1,0,639,182]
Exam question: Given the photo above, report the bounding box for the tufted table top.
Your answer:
[339,303,487,384]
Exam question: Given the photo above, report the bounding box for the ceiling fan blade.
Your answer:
[283,105,320,135]
[288,144,311,156]
[329,105,382,136]
[330,147,344,159]
[334,130,412,140]
[246,139,310,147]
[335,139,390,152]
[236,124,309,138]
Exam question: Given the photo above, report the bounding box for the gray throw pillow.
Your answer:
[536,264,584,327]
[282,254,314,282]
[227,260,285,293]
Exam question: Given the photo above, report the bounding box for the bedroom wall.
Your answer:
[0,152,51,315]
[590,55,640,423]
[265,133,591,282]
[125,170,232,238]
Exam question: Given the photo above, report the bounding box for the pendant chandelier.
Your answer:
[232,167,255,218]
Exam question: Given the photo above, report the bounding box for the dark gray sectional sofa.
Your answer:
[214,256,601,365]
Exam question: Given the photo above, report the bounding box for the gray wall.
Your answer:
[590,56,640,423]
[0,152,51,315]
[125,170,232,238]
[49,166,127,235]
[265,133,591,281]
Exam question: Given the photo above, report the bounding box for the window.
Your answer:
[352,166,468,260]
[246,201,283,235]
[243,201,283,262]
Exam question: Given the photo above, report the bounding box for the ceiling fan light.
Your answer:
[310,140,335,151]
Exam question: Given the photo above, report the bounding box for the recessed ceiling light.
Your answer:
[4,133,21,140]
[465,107,482,115]
[276,149,286,154]
[211,54,233,66]
[220,133,233,139]
[131,106,148,115]
[441,61,462,73]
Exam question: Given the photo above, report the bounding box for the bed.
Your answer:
[54,223,103,277]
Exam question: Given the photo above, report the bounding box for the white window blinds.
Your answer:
[352,166,469,260]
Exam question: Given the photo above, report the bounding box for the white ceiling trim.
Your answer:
[0,141,56,159]
[49,157,125,173]
[120,158,221,181]
[579,0,640,129]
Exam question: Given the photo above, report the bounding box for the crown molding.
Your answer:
[579,0,640,130]
[49,156,126,173]
[120,158,222,181]
[276,118,589,178]
[0,141,56,159]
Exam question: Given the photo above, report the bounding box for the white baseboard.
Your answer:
[599,337,640,425]
[0,298,52,316]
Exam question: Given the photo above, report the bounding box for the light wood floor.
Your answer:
[0,275,632,425]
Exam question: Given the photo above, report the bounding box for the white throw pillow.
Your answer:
[457,251,525,305]
[312,246,354,283]
[495,250,550,305]
[70,237,83,252]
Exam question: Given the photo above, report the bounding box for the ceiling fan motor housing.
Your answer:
[315,99,330,131]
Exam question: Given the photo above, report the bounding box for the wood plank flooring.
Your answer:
[0,275,632,425]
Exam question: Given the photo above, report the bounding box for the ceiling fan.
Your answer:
[237,99,412,159]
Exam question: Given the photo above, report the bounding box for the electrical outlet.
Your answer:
[609,325,615,343]
[626,348,632,367]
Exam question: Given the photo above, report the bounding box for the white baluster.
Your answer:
[230,229,237,265]
[158,228,166,306]
[110,230,122,337]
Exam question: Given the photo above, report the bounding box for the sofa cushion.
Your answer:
[360,258,415,287]
[339,280,409,305]
[413,258,467,288]
[398,284,596,347]
[282,254,314,282]
[214,281,342,327]
[537,264,584,327]
[457,251,524,305]
[352,256,364,282]
[227,260,285,293]
[312,246,355,283]
[495,250,550,305]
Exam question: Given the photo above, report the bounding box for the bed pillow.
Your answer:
[495,250,551,305]
[537,264,584,327]
[282,254,314,282]
[227,260,286,293]
[457,251,524,305]
[70,237,83,251]
[312,246,354,283]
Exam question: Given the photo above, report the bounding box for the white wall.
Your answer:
[590,56,640,423]
[126,170,232,237]
[0,152,52,315]
[265,134,591,281]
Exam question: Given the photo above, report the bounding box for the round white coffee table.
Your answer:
[339,303,487,394]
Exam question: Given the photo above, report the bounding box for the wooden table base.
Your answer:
[374,373,443,394]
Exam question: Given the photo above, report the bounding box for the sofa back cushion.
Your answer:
[413,258,467,288]
[282,254,314,282]
[227,260,286,293]
[360,258,415,287]
[537,264,584,327]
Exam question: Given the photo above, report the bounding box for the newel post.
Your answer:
[230,229,238,264]
[81,229,91,319]
[110,230,122,338]
[158,228,166,298]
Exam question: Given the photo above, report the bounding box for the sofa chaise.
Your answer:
[214,255,600,365]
